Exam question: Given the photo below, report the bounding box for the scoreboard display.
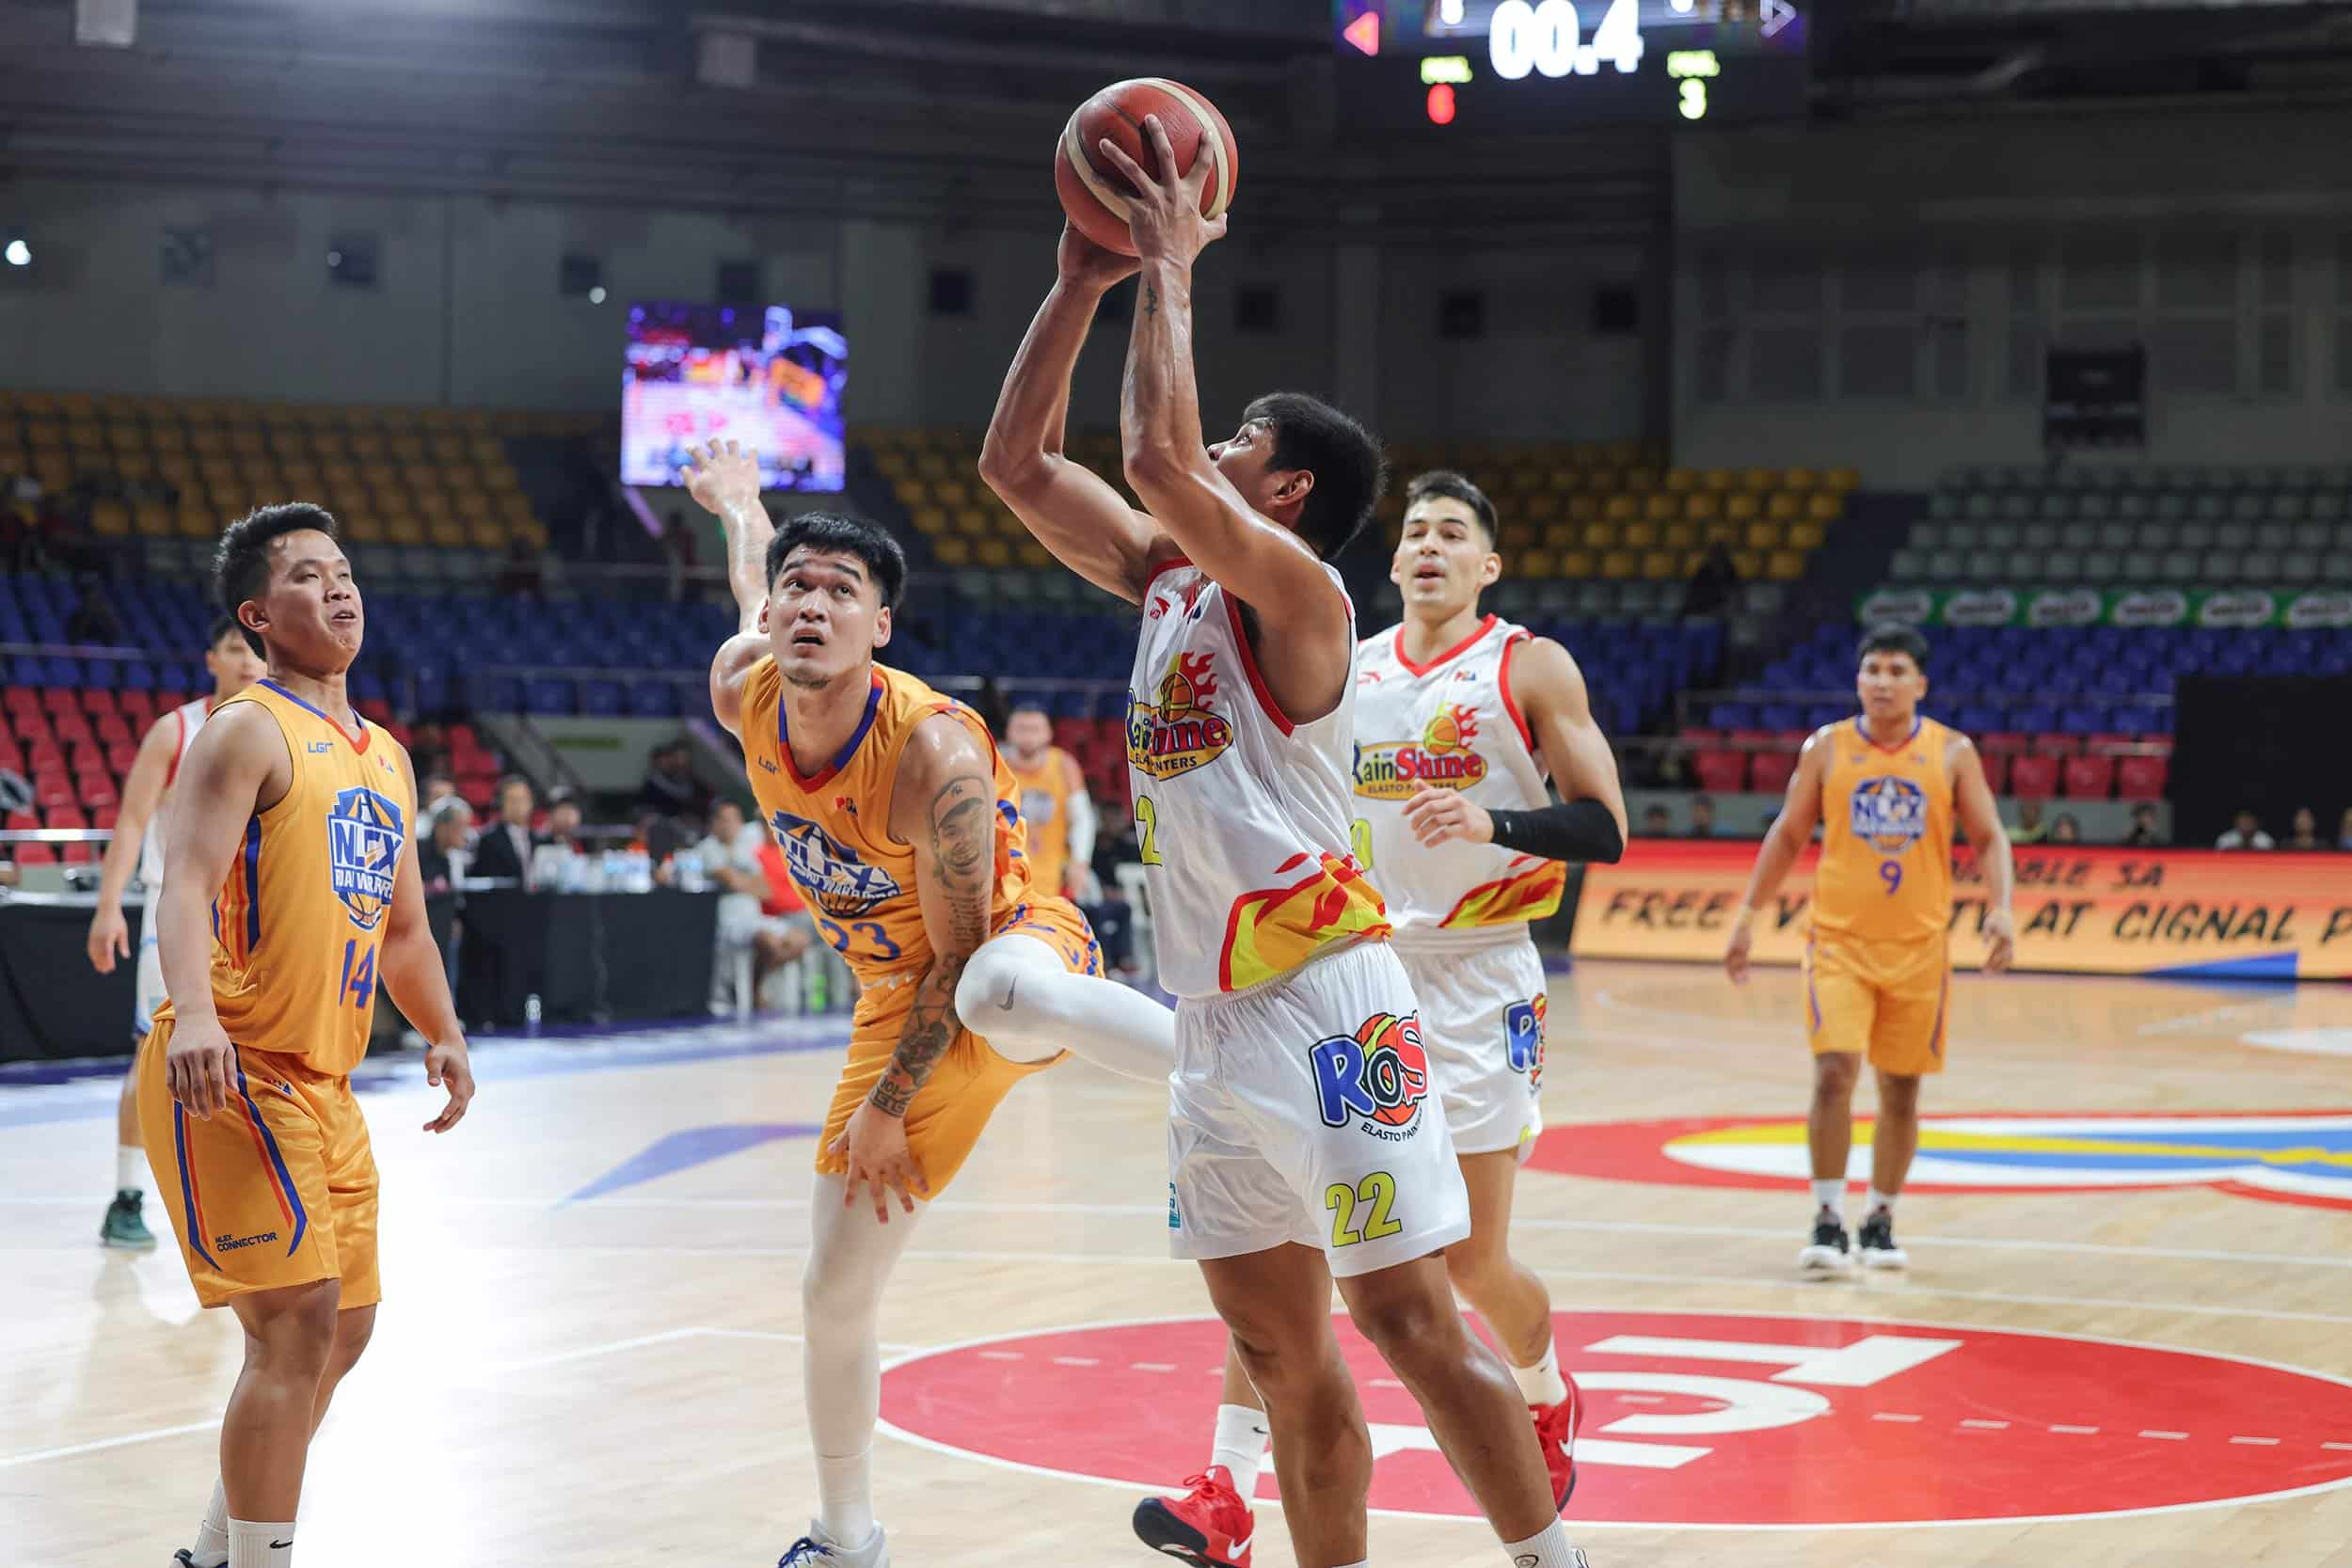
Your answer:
[1333,0,1809,130]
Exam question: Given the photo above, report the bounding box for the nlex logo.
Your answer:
[1311,1011,1431,1132]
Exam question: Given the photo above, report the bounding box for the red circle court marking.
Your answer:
[877,1308,2352,1528]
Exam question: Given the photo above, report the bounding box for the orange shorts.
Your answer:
[1802,933,1949,1077]
[135,1020,381,1310]
[817,896,1101,1196]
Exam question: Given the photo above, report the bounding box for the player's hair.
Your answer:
[1008,700,1049,719]
[765,511,908,611]
[1403,469,1498,546]
[496,772,532,801]
[1242,391,1387,562]
[214,503,340,657]
[1857,622,1931,672]
[205,614,243,650]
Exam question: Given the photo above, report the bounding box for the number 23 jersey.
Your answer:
[1813,715,1956,945]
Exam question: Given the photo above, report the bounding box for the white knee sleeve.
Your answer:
[955,931,1175,1081]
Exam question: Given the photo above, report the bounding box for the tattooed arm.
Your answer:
[825,712,1002,1222]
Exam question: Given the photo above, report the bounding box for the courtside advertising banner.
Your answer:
[1571,841,2352,980]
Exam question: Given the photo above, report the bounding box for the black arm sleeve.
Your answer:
[1486,798,1625,865]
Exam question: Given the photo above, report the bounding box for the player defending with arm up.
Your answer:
[986,116,1592,1568]
[1724,622,2014,1275]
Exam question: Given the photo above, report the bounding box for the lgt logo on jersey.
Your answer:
[326,786,405,930]
[1848,775,1926,853]
[1311,1011,1431,1134]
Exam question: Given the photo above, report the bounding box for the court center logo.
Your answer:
[1523,1111,2352,1212]
[326,786,405,931]
[1848,774,1927,853]
[769,809,902,918]
[1127,652,1232,781]
[1354,704,1489,800]
[1311,1011,1431,1136]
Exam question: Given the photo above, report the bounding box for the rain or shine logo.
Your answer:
[1127,652,1233,781]
[1355,704,1489,801]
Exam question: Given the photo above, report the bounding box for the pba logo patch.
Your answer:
[1311,1011,1431,1134]
[326,786,405,931]
[770,809,903,918]
[1354,704,1489,801]
[1127,652,1233,781]
[1524,1111,2352,1212]
[1848,774,1927,853]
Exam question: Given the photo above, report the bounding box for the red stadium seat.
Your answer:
[1749,751,1798,795]
[1678,726,1724,745]
[1729,728,1777,752]
[1976,752,2009,794]
[14,842,56,865]
[2061,754,2115,799]
[95,713,132,743]
[61,840,92,864]
[358,698,393,725]
[1771,729,1808,753]
[26,738,63,771]
[2029,734,2080,756]
[155,689,189,712]
[0,737,19,770]
[2008,754,2059,800]
[8,707,51,740]
[5,811,37,832]
[70,740,106,771]
[1978,732,2027,756]
[106,741,139,774]
[2084,733,2135,756]
[3,687,40,718]
[79,776,119,808]
[46,803,87,829]
[2116,755,2169,800]
[1693,750,1748,793]
[51,712,92,743]
[80,689,118,717]
[93,805,120,831]
[40,688,79,716]
[119,690,155,726]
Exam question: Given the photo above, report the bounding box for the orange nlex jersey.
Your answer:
[1812,714,1956,946]
[153,679,414,1076]
[1007,745,1084,895]
[739,658,1038,977]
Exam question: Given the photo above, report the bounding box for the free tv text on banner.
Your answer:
[1571,841,2352,979]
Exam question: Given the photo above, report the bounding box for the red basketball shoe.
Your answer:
[1535,1375,1584,1511]
[1133,1465,1254,1568]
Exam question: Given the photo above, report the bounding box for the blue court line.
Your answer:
[563,1122,828,1204]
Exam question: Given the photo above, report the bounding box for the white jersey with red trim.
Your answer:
[1124,558,1391,1000]
[1352,614,1564,946]
[135,696,215,892]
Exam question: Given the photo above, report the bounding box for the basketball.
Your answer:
[1054,77,1239,257]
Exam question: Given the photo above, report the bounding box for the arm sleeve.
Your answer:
[1065,783,1098,871]
[1486,798,1626,865]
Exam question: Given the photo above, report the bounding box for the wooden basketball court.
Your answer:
[9,958,2352,1567]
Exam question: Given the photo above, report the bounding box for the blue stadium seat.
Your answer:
[523,677,575,715]
[627,680,681,719]
[580,681,625,717]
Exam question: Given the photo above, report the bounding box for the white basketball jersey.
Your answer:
[135,697,214,892]
[1352,615,1564,946]
[1125,558,1391,1000]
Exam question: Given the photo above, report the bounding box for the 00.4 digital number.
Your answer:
[1488,0,1642,81]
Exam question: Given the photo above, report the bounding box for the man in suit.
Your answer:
[470,775,543,888]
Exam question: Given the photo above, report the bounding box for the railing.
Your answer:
[1671,688,2178,750]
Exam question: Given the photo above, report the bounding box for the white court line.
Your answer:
[1960,1419,2010,1430]
[0,1418,218,1471]
[2140,1430,2189,1440]
[1872,1413,1922,1423]
[2231,1436,2281,1446]
[2051,1424,2099,1434]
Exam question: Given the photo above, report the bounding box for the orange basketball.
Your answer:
[1054,77,1239,258]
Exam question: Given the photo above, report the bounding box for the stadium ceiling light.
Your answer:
[588,286,607,304]
[3,240,29,267]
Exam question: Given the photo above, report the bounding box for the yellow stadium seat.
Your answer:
[1602,494,1636,523]
[1767,491,1804,522]
[385,515,425,546]
[32,453,72,490]
[427,435,467,463]
[465,517,510,550]
[1826,467,1861,490]
[1522,550,1559,578]
[1662,467,1699,493]
[1559,549,1595,578]
[511,516,548,548]
[155,452,196,486]
[953,508,990,538]
[914,451,951,479]
[1808,491,1845,522]
[1767,549,1806,580]
[1788,521,1826,551]
[1744,521,1783,551]
[57,392,96,419]
[175,502,215,538]
[1725,491,1761,522]
[149,424,186,452]
[874,451,911,480]
[415,492,453,521]
[976,538,1013,567]
[1624,520,1660,549]
[1545,468,1582,494]
[117,453,153,483]
[92,500,132,537]
[1703,520,1740,546]
[1781,467,1819,490]
[934,480,972,508]
[1731,548,1763,578]
[1640,549,1679,579]
[104,422,146,452]
[428,517,468,547]
[1599,549,1638,580]
[1017,540,1054,569]
[1522,493,1561,521]
[1585,468,1619,493]
[1566,494,1599,522]
[1585,521,1622,550]
[1498,523,1537,553]
[1625,467,1660,491]
[932,536,972,566]
[1682,491,1722,522]
[1642,492,1677,523]
[1679,548,1707,576]
[1662,522,1697,551]
[227,427,266,456]
[24,422,63,451]
[1740,467,1777,492]
[911,507,948,535]
[280,464,323,494]
[1702,467,1737,491]
[1542,522,1578,551]
[133,502,172,537]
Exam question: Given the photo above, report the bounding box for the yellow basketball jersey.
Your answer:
[1813,715,1955,944]
[739,658,1037,980]
[1007,745,1082,895]
[157,679,414,1077]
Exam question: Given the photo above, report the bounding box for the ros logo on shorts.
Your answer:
[1311,1011,1431,1131]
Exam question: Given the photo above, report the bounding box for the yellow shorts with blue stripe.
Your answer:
[1801,933,1949,1077]
[135,1021,381,1310]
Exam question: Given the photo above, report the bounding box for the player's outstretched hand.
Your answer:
[1980,907,2017,974]
[831,1100,929,1224]
[680,439,761,519]
[165,1018,236,1119]
[422,1037,476,1132]
[1057,221,1140,292]
[1724,918,1754,986]
[1403,786,1494,850]
[86,903,131,974]
[1095,115,1227,268]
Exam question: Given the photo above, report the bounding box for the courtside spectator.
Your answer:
[2340,807,2352,850]
[2217,809,2275,850]
[2123,803,2164,847]
[2050,812,2082,846]
[636,738,709,823]
[2286,807,2323,850]
[1688,795,1718,838]
[2011,799,2048,845]
[1642,803,1672,836]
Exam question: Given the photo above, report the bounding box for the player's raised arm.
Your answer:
[379,744,474,1131]
[85,712,179,973]
[1726,727,1832,985]
[1102,120,1351,644]
[1402,638,1629,862]
[154,703,289,1118]
[1947,735,2018,974]
[978,226,1170,605]
[682,438,775,737]
[826,713,999,1222]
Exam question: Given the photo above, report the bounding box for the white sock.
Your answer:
[814,1449,875,1548]
[227,1517,294,1568]
[1509,1341,1570,1408]
[1502,1519,1585,1567]
[118,1144,148,1196]
[1332,1560,1371,1568]
[1810,1178,1845,1218]
[1866,1187,1896,1218]
[954,931,1175,1081]
[187,1480,230,1566]
[1210,1402,1269,1498]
